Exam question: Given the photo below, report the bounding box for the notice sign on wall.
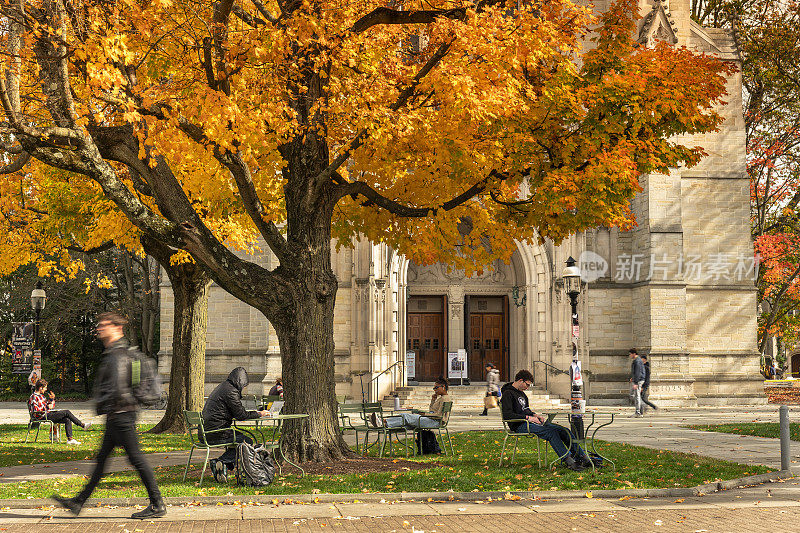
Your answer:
[406,350,416,380]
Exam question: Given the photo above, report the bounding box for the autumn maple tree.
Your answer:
[1,0,731,460]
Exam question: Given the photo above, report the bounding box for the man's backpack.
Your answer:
[127,347,163,407]
[235,441,276,487]
[416,429,441,455]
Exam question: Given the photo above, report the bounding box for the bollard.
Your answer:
[780,405,791,471]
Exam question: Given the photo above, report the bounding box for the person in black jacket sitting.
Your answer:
[500,369,591,472]
[202,367,267,482]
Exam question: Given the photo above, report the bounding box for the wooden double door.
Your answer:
[407,312,444,382]
[468,313,506,381]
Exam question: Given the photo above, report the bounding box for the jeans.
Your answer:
[75,411,161,505]
[45,410,83,440]
[214,432,253,468]
[633,381,645,415]
[512,421,585,460]
[385,413,440,429]
[641,386,657,411]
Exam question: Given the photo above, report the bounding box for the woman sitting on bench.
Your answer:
[28,378,91,445]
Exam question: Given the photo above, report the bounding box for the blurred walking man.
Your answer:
[52,312,165,519]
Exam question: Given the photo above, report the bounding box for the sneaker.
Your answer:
[562,456,586,472]
[51,495,83,516]
[67,439,81,445]
[131,501,166,519]
[83,422,92,431]
[212,460,227,483]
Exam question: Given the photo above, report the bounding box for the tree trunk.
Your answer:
[276,185,354,462]
[144,237,212,434]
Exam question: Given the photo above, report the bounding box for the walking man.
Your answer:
[52,312,165,519]
[640,354,658,412]
[629,348,645,417]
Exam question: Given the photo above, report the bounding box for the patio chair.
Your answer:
[411,401,454,455]
[182,410,264,486]
[338,402,367,453]
[362,402,413,458]
[24,399,60,443]
[498,414,557,467]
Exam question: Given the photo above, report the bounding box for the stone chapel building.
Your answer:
[158,0,765,407]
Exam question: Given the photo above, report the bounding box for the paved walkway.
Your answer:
[1,479,799,530]
[1,402,799,482]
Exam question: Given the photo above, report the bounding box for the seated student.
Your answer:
[202,367,268,482]
[500,370,593,472]
[377,378,451,429]
[28,379,91,445]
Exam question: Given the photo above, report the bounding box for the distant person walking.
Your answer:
[480,363,501,416]
[268,377,284,397]
[629,348,645,417]
[640,354,658,412]
[52,312,165,520]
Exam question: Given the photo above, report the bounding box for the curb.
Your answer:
[1,470,797,510]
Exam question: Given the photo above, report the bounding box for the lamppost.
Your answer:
[30,280,47,357]
[562,257,584,438]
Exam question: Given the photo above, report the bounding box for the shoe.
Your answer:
[131,501,166,519]
[51,495,83,516]
[562,456,586,472]
[577,455,593,468]
[479,410,488,416]
[212,460,228,483]
[83,422,92,431]
[67,439,81,445]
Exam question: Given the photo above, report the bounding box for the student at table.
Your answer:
[501,369,596,472]
[202,367,268,482]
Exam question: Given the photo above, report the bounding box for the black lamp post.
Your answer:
[30,281,47,354]
[562,257,584,437]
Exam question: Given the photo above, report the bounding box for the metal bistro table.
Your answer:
[235,413,309,477]
[552,411,616,473]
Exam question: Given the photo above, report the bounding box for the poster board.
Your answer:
[11,322,34,374]
[406,350,416,380]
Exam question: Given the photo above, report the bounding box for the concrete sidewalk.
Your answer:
[0,478,798,531]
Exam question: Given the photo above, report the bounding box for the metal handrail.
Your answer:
[369,360,405,402]
[531,360,567,392]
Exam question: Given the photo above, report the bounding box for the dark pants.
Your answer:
[214,432,253,468]
[641,386,657,411]
[45,410,83,440]
[513,421,585,460]
[75,411,161,504]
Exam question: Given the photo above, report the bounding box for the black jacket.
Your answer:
[630,356,645,383]
[202,367,260,443]
[94,338,139,415]
[643,361,651,388]
[500,382,535,431]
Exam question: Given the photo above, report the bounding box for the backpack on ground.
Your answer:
[127,347,163,407]
[235,441,276,487]
[416,429,441,455]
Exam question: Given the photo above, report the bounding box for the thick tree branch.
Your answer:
[66,240,115,254]
[336,169,508,218]
[351,6,467,34]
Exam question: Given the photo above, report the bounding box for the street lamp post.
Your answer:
[562,257,584,438]
[30,281,47,384]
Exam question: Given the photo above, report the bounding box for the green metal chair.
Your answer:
[362,402,413,458]
[182,410,261,486]
[411,401,454,455]
[498,414,557,468]
[338,402,367,453]
[24,411,59,443]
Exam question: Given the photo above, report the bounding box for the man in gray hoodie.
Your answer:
[629,348,645,417]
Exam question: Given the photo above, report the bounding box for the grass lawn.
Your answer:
[0,430,770,499]
[0,424,191,467]
[688,422,800,441]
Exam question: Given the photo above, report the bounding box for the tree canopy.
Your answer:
[1,0,734,459]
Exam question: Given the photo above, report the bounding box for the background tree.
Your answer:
[1,0,732,460]
[693,0,800,355]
